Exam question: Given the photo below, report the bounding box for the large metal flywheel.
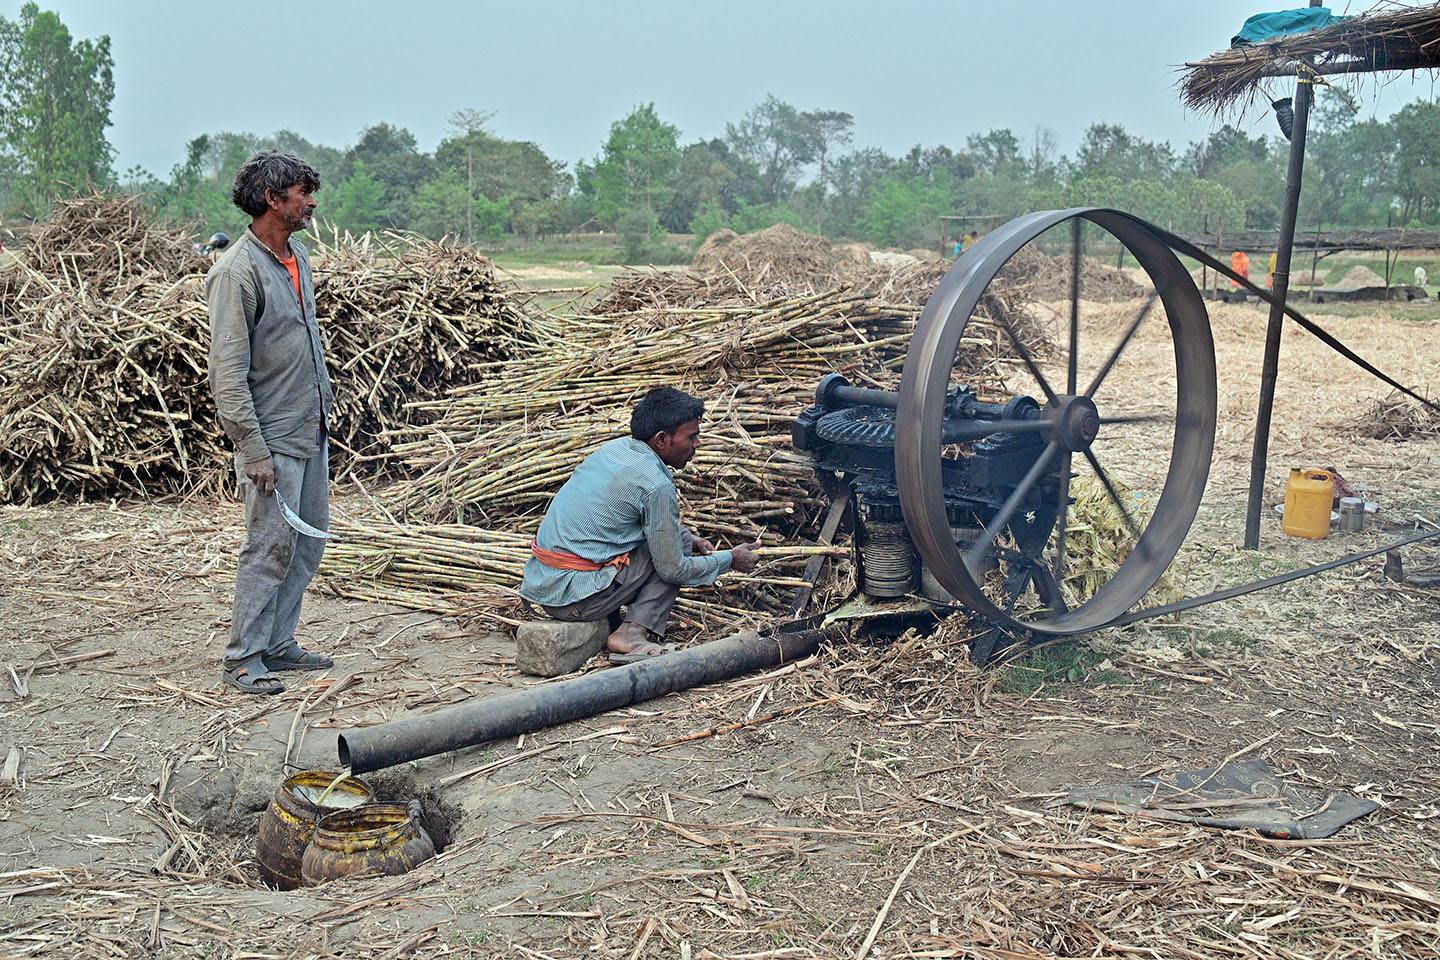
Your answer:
[896,208,1218,635]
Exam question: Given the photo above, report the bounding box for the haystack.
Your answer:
[692,223,866,291]
[999,247,1148,301]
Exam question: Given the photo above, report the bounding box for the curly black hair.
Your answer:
[231,150,321,217]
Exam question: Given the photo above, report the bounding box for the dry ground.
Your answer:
[2,295,1439,959]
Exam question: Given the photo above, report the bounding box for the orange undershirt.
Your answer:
[278,251,302,304]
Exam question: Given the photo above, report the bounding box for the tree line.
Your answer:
[4,3,1439,257]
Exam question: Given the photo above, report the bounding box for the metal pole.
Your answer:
[1243,65,1315,549]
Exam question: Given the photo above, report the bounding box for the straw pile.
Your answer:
[0,196,536,504]
[1000,246,1148,301]
[319,277,1044,637]
[1353,389,1440,440]
[691,223,869,290]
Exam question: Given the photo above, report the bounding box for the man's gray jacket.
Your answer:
[206,227,333,463]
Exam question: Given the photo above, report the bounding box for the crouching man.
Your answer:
[520,387,760,662]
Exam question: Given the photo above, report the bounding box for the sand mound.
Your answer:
[869,251,920,267]
[1336,265,1386,289]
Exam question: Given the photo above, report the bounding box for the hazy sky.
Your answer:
[19,1,1438,179]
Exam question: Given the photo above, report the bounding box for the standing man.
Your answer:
[207,151,335,695]
[521,387,761,662]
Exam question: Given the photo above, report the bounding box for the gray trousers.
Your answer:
[540,543,681,637]
[224,437,329,666]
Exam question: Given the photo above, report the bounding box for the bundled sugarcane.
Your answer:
[309,230,542,471]
[0,198,538,504]
[318,512,850,638]
[383,286,1029,521]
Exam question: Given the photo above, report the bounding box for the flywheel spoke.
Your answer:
[965,440,1060,574]
[1081,447,1146,545]
[993,306,1060,406]
[1052,450,1073,588]
[1085,294,1159,398]
[1068,218,1081,395]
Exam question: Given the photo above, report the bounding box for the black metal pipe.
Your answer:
[817,373,899,410]
[337,628,828,774]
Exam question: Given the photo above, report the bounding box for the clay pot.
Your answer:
[300,802,435,886]
[256,770,374,890]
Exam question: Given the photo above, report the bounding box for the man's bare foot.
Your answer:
[607,621,667,656]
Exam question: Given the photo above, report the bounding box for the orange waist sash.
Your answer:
[530,539,631,572]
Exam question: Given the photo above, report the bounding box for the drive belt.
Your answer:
[1106,524,1440,629]
[1157,226,1440,413]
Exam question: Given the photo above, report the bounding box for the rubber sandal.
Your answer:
[263,647,334,672]
[222,664,286,695]
[608,642,677,665]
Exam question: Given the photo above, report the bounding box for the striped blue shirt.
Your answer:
[520,437,733,607]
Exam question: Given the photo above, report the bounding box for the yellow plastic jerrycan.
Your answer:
[1283,468,1334,539]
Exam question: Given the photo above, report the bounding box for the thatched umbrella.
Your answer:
[1181,1,1440,549]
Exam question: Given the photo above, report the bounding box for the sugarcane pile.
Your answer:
[0,196,536,504]
[0,195,228,503]
[309,232,540,471]
[318,280,1045,638]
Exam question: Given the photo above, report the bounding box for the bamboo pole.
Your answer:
[1244,51,1317,551]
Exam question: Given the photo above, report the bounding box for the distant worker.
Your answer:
[952,238,963,258]
[207,151,335,695]
[1267,252,1277,289]
[962,230,980,251]
[1231,250,1250,288]
[520,387,762,662]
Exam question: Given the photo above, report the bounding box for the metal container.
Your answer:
[256,771,374,890]
[1338,497,1365,532]
[300,802,435,886]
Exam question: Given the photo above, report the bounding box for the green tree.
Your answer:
[664,139,738,232]
[725,94,819,205]
[861,174,950,248]
[0,2,114,212]
[800,109,853,233]
[343,122,433,226]
[1073,123,1177,182]
[827,147,896,239]
[327,159,385,236]
[1390,100,1440,224]
[411,170,470,239]
[965,129,1026,178]
[579,103,681,228]
[153,133,238,232]
[430,109,569,240]
[1184,125,1272,179]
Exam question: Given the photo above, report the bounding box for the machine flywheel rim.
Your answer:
[896,208,1218,635]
